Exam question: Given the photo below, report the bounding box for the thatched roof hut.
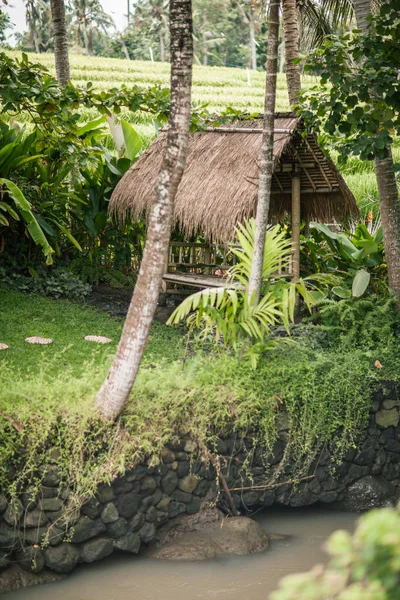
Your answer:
[111,112,358,244]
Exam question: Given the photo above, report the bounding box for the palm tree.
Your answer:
[94,0,194,419]
[247,0,280,302]
[134,0,169,62]
[69,0,114,55]
[352,0,400,297]
[50,0,70,86]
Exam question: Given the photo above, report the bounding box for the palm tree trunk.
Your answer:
[94,0,193,420]
[282,0,301,107]
[247,0,280,303]
[354,0,400,297]
[120,35,131,60]
[50,0,70,86]
[249,3,257,70]
[159,29,165,62]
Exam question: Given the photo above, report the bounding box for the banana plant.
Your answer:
[0,178,54,264]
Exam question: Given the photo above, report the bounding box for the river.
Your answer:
[5,506,359,600]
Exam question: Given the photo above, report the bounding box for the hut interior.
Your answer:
[110,113,358,292]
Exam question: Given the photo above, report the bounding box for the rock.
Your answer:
[183,440,197,453]
[319,491,338,504]
[0,564,65,594]
[161,471,178,495]
[346,464,369,483]
[71,516,106,543]
[4,499,23,526]
[39,497,63,512]
[106,517,129,538]
[0,493,7,513]
[0,523,20,551]
[139,522,156,544]
[168,501,187,519]
[24,509,48,528]
[114,479,134,495]
[353,447,376,466]
[23,525,65,547]
[81,498,102,519]
[242,491,261,507]
[157,496,171,511]
[385,439,400,454]
[114,490,141,519]
[146,506,159,522]
[15,546,45,573]
[376,408,399,428]
[44,543,79,573]
[147,517,269,560]
[260,490,275,506]
[186,497,201,515]
[177,462,190,478]
[0,551,9,571]
[141,490,163,510]
[129,512,145,532]
[114,532,141,554]
[193,480,210,497]
[336,476,395,511]
[141,476,157,495]
[80,537,114,563]
[172,490,192,504]
[179,475,199,494]
[101,502,119,524]
[21,487,38,511]
[160,448,175,464]
[42,466,62,487]
[382,399,400,410]
[96,484,115,504]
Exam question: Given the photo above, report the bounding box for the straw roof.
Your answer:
[110,112,358,243]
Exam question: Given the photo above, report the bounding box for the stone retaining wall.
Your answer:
[1,381,399,579]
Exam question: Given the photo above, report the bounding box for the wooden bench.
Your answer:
[161,241,293,295]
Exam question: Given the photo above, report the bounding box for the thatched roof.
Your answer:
[111,112,358,243]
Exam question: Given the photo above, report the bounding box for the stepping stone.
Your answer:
[25,337,53,345]
[0,343,9,350]
[84,336,112,344]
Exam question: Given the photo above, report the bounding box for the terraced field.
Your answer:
[8,51,400,212]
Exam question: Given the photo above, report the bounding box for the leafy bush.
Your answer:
[0,267,91,300]
[168,219,336,347]
[271,504,400,600]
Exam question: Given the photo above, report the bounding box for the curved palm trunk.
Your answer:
[354,0,400,297]
[50,0,70,86]
[247,0,280,303]
[282,0,301,107]
[94,0,193,420]
[159,30,165,62]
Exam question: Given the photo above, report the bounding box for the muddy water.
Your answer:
[5,507,359,600]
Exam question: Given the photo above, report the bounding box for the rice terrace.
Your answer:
[0,0,400,599]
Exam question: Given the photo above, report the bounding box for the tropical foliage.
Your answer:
[168,219,336,346]
[271,504,400,600]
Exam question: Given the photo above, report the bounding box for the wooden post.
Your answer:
[291,174,301,282]
[204,243,211,274]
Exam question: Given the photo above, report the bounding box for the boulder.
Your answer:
[376,408,399,428]
[101,502,119,524]
[0,564,65,594]
[71,516,106,543]
[44,543,79,573]
[80,537,113,563]
[335,476,396,511]
[146,517,269,560]
[113,532,141,554]
[179,475,199,494]
[15,546,45,573]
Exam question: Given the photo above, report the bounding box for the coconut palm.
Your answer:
[94,0,194,419]
[352,0,400,297]
[50,0,70,86]
[248,0,280,302]
[69,0,114,56]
